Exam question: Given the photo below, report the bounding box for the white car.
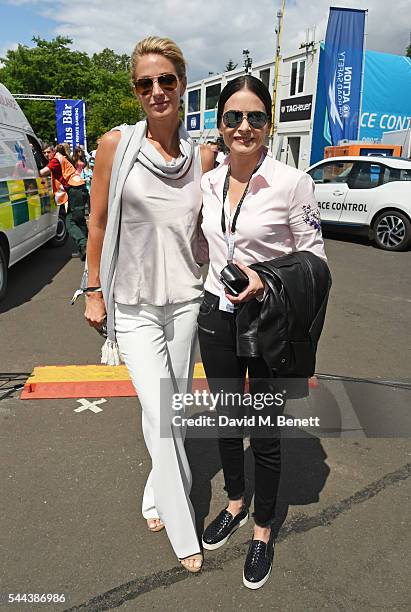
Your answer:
[306,156,411,251]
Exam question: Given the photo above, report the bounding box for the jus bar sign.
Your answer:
[55,99,87,150]
[280,95,313,122]
[323,7,366,144]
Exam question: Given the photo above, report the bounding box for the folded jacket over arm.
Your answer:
[235,251,332,377]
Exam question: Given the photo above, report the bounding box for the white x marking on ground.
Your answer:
[74,398,107,414]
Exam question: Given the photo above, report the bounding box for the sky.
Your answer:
[1,0,410,81]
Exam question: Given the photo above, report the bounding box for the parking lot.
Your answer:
[0,233,410,611]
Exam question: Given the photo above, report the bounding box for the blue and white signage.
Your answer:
[360,52,411,141]
[187,113,200,131]
[323,7,366,144]
[311,48,411,164]
[204,109,217,130]
[55,99,87,150]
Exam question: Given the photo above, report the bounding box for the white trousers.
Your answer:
[115,299,201,559]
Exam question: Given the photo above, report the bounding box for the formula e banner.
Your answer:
[360,52,411,140]
[323,7,366,144]
[55,99,87,151]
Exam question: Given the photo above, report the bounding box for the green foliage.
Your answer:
[92,48,131,73]
[0,37,143,147]
[225,59,238,71]
[87,86,144,139]
[406,43,411,58]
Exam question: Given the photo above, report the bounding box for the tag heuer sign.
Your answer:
[280,95,313,122]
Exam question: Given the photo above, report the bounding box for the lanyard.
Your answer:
[221,158,263,261]
[221,166,253,236]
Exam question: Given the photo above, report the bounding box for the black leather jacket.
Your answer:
[236,251,332,377]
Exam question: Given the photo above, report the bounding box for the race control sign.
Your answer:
[319,201,368,213]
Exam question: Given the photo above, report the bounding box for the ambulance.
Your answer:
[0,83,67,300]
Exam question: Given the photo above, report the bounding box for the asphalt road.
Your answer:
[0,233,410,611]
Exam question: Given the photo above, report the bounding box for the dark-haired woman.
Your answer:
[73,145,87,174]
[72,146,92,215]
[198,75,326,589]
[56,143,76,168]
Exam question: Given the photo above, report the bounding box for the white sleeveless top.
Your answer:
[114,144,203,306]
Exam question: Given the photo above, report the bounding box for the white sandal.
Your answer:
[179,553,203,573]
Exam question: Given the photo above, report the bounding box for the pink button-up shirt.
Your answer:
[200,151,327,297]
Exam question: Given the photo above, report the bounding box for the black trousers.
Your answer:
[65,185,88,253]
[198,291,282,527]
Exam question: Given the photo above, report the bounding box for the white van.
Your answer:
[0,83,67,299]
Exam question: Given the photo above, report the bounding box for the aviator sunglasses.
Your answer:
[133,73,178,95]
[222,110,269,129]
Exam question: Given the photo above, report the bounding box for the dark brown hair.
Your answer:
[217,75,272,127]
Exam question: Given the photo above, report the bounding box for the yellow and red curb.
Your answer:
[20,363,208,399]
[21,364,318,399]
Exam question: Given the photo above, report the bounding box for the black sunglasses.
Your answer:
[133,73,178,95]
[222,110,269,129]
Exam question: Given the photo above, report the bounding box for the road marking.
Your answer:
[328,380,366,438]
[66,463,411,610]
[74,398,106,414]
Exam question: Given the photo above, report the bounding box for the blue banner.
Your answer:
[55,99,87,151]
[204,109,217,130]
[360,52,411,141]
[311,48,411,164]
[323,7,366,144]
[186,113,200,131]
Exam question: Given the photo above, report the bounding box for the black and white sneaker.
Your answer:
[243,538,274,590]
[202,506,248,550]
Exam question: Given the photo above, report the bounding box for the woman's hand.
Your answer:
[225,261,265,304]
[200,144,216,174]
[84,293,107,329]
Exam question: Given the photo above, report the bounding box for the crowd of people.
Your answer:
[39,141,99,260]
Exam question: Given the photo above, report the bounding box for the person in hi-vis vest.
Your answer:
[41,144,88,260]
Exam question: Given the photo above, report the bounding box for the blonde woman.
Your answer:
[84,37,214,572]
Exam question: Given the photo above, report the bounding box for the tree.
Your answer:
[406,42,411,58]
[225,59,238,71]
[0,37,143,146]
[87,83,144,139]
[0,37,93,98]
[92,48,131,73]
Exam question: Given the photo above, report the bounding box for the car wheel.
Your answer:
[0,243,8,301]
[373,210,411,251]
[48,210,68,247]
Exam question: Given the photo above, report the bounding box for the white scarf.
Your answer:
[89,119,194,364]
